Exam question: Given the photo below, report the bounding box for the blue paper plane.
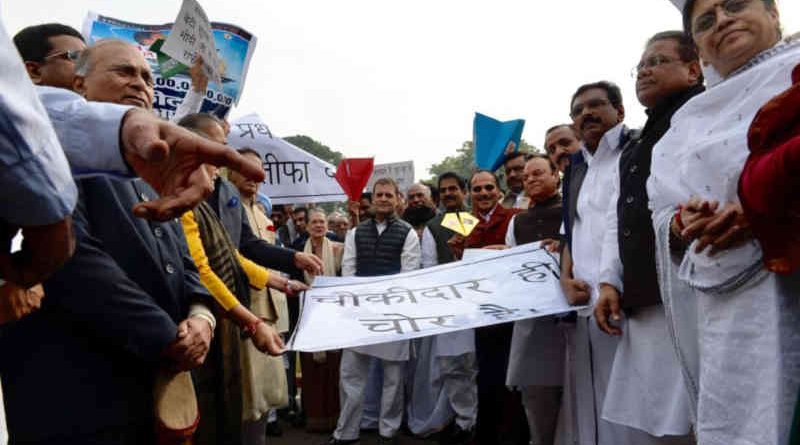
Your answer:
[473,112,526,171]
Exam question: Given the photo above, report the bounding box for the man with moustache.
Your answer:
[594,31,703,443]
[560,81,651,445]
[463,170,525,444]
[407,172,477,444]
[544,124,582,173]
[501,152,530,209]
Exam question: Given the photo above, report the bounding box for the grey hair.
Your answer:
[74,39,133,76]
[408,183,431,198]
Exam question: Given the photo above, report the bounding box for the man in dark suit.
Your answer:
[0,39,215,444]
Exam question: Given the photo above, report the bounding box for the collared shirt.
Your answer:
[477,203,500,223]
[571,123,627,315]
[0,22,69,225]
[0,20,132,226]
[341,218,421,277]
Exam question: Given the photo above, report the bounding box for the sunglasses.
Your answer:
[692,0,753,35]
[471,184,496,193]
[44,49,83,62]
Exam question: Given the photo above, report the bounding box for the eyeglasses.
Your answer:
[471,184,496,193]
[691,0,753,35]
[44,49,82,62]
[630,55,680,77]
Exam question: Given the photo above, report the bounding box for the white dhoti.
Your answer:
[573,314,676,445]
[601,305,694,442]
[335,349,406,440]
[407,330,478,436]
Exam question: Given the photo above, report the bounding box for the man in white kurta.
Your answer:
[405,172,477,443]
[562,81,661,445]
[595,31,703,444]
[329,178,421,445]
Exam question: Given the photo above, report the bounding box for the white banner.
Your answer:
[227,113,348,204]
[288,243,584,352]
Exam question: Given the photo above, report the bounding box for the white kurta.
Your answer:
[571,124,625,315]
[568,124,630,445]
[597,151,692,438]
[406,227,478,435]
[647,38,800,445]
[570,123,676,444]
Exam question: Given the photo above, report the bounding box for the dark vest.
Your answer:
[617,85,705,311]
[513,194,563,245]
[354,216,412,277]
[426,210,461,265]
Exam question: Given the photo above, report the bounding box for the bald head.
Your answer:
[73,39,154,109]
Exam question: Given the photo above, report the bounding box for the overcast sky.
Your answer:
[3,0,799,179]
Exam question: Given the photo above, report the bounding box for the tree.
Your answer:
[427,139,541,182]
[284,134,344,166]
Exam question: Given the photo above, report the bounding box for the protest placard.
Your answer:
[161,0,221,84]
[227,113,348,204]
[82,11,257,119]
[288,243,582,352]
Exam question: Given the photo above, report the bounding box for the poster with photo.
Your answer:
[82,11,257,119]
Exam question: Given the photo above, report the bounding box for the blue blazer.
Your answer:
[0,178,211,442]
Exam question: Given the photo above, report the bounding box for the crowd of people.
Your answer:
[0,0,799,445]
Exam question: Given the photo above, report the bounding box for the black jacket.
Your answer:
[616,85,705,310]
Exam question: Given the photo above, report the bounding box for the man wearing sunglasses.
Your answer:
[462,170,525,444]
[14,23,86,89]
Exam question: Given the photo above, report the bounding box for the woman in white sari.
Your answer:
[648,1,800,444]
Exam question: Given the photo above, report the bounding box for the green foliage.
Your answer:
[427,139,542,182]
[284,134,344,166]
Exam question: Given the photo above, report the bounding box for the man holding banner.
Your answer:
[409,171,478,444]
[328,178,420,445]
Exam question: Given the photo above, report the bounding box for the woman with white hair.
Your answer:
[649,1,800,444]
[300,209,345,432]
